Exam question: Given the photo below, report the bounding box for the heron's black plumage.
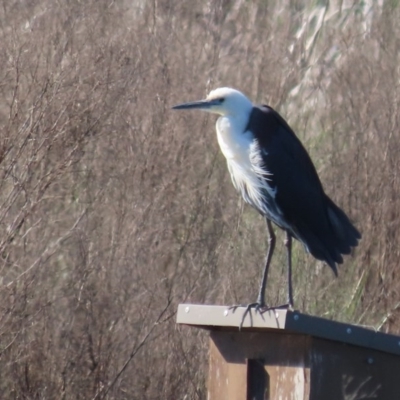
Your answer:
[245,105,361,274]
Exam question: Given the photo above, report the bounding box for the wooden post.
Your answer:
[177,305,400,400]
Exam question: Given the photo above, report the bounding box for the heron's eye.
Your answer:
[219,97,225,103]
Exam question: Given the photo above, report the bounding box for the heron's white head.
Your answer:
[172,87,253,117]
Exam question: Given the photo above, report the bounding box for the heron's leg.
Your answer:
[256,218,276,306]
[284,231,294,308]
[229,218,276,328]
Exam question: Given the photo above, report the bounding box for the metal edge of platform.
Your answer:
[176,303,288,330]
[176,304,400,356]
[284,311,400,356]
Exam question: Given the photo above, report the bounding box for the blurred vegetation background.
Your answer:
[0,0,400,398]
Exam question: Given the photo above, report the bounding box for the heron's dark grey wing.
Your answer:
[247,105,360,273]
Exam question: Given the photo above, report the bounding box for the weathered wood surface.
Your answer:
[177,304,400,400]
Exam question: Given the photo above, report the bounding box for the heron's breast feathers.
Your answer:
[226,139,276,216]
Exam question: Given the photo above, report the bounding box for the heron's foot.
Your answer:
[228,301,295,329]
[228,302,267,330]
[261,302,294,312]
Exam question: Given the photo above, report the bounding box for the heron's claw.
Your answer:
[229,302,267,330]
[262,302,294,312]
[228,302,294,329]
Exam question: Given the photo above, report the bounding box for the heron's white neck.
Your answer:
[216,112,252,162]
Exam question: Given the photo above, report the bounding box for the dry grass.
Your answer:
[0,0,400,398]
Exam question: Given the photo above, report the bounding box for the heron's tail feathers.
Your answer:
[298,228,340,276]
[325,195,361,253]
[297,196,361,275]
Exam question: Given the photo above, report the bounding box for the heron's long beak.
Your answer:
[172,98,220,110]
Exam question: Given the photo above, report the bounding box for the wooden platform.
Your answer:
[177,304,400,400]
